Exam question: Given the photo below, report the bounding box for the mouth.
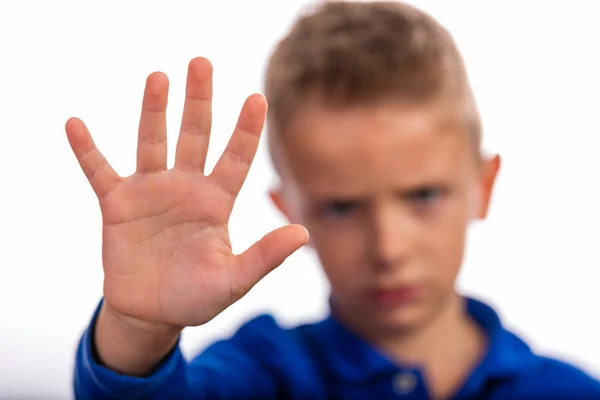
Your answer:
[370,285,423,308]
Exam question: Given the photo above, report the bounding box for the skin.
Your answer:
[66,58,308,376]
[270,101,500,397]
[67,57,501,398]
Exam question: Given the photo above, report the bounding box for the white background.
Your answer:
[1,1,599,398]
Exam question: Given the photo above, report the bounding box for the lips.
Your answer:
[371,285,423,308]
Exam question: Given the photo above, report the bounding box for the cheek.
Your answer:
[423,200,470,281]
[436,231,467,280]
[308,224,369,287]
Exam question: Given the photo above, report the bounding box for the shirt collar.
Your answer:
[455,298,538,396]
[315,296,538,387]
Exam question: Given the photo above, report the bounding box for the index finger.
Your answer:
[209,94,267,197]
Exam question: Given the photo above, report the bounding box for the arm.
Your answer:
[74,301,281,400]
[93,303,180,377]
[74,304,188,400]
[66,57,308,399]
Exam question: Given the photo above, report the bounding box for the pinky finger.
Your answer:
[65,118,121,199]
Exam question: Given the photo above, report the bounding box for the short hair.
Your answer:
[264,1,481,165]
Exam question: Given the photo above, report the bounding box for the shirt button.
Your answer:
[394,371,417,395]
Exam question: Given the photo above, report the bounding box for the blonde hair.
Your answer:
[264,1,481,161]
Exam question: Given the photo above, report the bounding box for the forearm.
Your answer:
[94,303,181,376]
[75,300,283,400]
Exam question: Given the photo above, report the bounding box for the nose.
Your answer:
[371,203,414,270]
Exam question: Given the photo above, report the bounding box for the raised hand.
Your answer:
[66,57,308,331]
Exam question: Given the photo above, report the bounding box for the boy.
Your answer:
[67,2,600,399]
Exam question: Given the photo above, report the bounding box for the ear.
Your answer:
[269,186,313,247]
[269,187,291,221]
[477,154,501,219]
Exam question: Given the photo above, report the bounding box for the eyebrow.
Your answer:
[309,183,449,202]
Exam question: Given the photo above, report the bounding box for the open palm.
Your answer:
[66,58,308,328]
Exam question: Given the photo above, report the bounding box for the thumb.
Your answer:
[233,224,309,293]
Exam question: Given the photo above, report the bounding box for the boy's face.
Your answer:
[270,102,500,333]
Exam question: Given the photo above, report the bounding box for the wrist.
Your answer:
[101,302,182,340]
[94,303,181,376]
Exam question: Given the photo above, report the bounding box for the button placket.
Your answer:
[393,371,418,395]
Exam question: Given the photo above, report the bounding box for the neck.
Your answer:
[336,293,488,398]
[379,294,481,361]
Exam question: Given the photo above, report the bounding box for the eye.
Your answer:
[321,200,359,218]
[407,187,443,205]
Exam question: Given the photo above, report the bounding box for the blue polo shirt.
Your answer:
[74,297,600,399]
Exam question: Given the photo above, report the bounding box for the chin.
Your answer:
[370,301,433,333]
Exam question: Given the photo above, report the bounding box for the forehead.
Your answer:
[279,103,473,196]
